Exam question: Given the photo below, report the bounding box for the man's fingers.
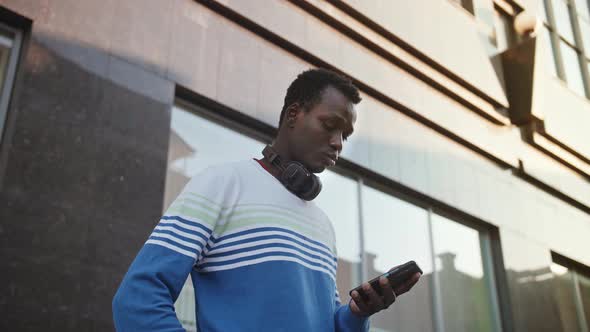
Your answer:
[362,283,384,310]
[379,277,396,306]
[351,290,370,314]
[395,272,422,295]
[349,298,362,314]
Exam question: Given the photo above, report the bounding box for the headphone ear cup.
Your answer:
[299,174,322,201]
[280,162,322,201]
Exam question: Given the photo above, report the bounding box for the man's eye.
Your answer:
[323,121,335,130]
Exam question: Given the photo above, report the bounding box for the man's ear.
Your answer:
[286,103,301,128]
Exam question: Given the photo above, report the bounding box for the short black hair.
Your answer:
[279,68,361,128]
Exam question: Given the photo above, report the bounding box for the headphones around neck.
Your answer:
[261,145,322,201]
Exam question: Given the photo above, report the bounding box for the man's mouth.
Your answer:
[321,153,338,166]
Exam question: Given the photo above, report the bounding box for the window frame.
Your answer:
[543,0,590,98]
[0,22,22,145]
[552,251,590,331]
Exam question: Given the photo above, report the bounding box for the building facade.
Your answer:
[0,0,589,331]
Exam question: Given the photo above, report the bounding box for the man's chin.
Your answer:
[308,164,327,173]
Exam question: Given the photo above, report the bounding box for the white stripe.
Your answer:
[210,229,335,259]
[206,237,336,267]
[150,232,202,250]
[198,255,335,281]
[199,246,336,274]
[154,225,207,245]
[146,239,196,258]
[160,214,211,233]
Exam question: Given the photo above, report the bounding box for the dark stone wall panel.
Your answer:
[0,33,173,331]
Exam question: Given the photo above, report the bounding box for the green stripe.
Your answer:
[186,192,227,209]
[173,197,223,215]
[165,205,217,228]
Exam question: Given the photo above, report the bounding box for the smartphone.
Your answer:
[349,261,422,298]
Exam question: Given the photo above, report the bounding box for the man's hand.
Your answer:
[349,268,421,317]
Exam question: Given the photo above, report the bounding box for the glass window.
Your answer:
[553,0,576,44]
[575,0,590,20]
[315,171,361,304]
[578,18,590,56]
[579,273,590,327]
[362,185,435,332]
[494,8,514,51]
[164,105,265,208]
[551,263,584,332]
[0,25,21,144]
[166,105,265,330]
[542,27,560,77]
[431,214,500,332]
[560,40,587,95]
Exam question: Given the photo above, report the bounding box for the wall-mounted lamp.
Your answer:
[514,11,538,38]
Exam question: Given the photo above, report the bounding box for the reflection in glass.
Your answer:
[541,0,549,23]
[315,171,361,304]
[164,105,265,209]
[578,18,590,57]
[0,30,13,94]
[494,8,514,51]
[575,0,590,20]
[500,231,564,331]
[560,40,587,96]
[553,0,576,43]
[542,27,559,77]
[0,28,15,141]
[551,263,583,332]
[579,273,590,328]
[166,105,265,331]
[362,185,434,332]
[431,214,497,332]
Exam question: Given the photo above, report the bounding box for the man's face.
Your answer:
[287,86,357,173]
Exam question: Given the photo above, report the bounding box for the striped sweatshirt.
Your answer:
[112,159,370,331]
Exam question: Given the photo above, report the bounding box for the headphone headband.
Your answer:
[262,145,284,171]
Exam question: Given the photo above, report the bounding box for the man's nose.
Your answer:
[330,133,343,152]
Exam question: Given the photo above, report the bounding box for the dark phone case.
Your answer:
[349,261,422,297]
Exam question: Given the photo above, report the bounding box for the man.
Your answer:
[112,68,421,331]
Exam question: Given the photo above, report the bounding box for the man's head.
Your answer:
[276,68,361,173]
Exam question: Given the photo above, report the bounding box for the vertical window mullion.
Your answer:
[568,0,590,97]
[427,208,446,332]
[357,178,367,282]
[545,0,569,80]
[573,271,590,332]
[479,231,503,332]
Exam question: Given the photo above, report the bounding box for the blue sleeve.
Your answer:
[333,265,369,332]
[333,291,370,332]
[112,244,198,331]
[112,166,239,331]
